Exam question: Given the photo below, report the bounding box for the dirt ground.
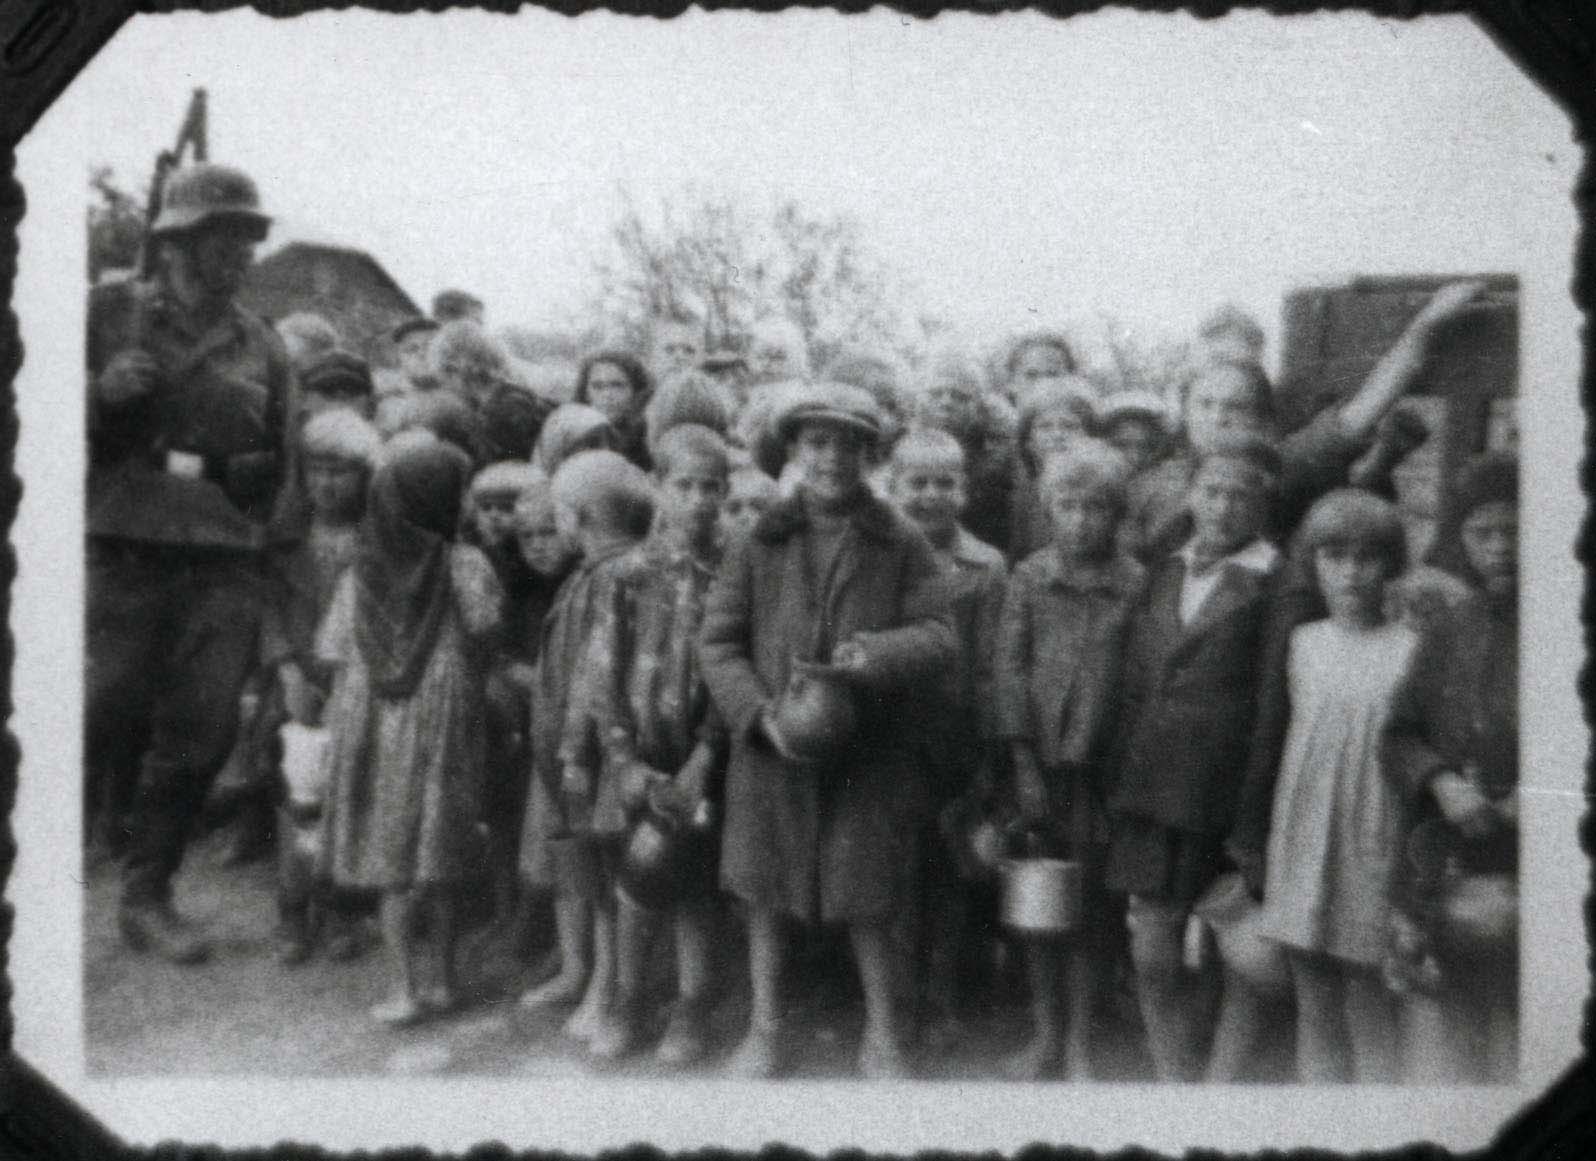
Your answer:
[83,830,1283,1082]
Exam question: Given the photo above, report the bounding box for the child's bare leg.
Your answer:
[1343,963,1398,1083]
[1289,950,1350,1082]
[727,907,785,1078]
[566,899,615,1040]
[1006,940,1062,1079]
[421,890,460,1013]
[1126,896,1200,1081]
[1206,967,1265,1083]
[852,920,911,1078]
[1064,946,1095,1079]
[656,901,715,1065]
[589,892,657,1058]
[519,893,589,1006]
[371,889,423,1026]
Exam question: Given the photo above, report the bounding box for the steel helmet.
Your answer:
[150,163,270,239]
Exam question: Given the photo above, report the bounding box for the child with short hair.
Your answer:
[996,440,1144,1078]
[1106,431,1284,1080]
[317,432,504,1026]
[262,409,382,964]
[721,464,780,544]
[517,450,655,1041]
[885,427,1006,1044]
[1239,489,1414,1082]
[532,403,619,477]
[465,461,550,944]
[583,425,731,1064]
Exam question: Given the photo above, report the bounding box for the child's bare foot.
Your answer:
[857,1026,912,1080]
[1003,1034,1062,1080]
[421,984,460,1015]
[563,999,602,1041]
[588,1000,647,1061]
[1065,1033,1093,1081]
[370,994,426,1028]
[655,998,712,1067]
[725,1023,785,1080]
[518,970,586,1008]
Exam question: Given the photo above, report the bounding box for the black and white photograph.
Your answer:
[3,3,1586,1155]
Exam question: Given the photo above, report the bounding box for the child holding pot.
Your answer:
[699,381,957,1079]
[994,440,1146,1079]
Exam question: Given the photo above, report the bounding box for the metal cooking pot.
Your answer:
[999,822,1082,936]
[1437,871,1517,962]
[616,795,718,912]
[769,659,858,765]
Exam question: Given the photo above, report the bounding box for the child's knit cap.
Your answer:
[511,471,557,531]
[647,370,734,449]
[1017,374,1098,427]
[301,349,374,400]
[533,403,616,476]
[551,449,656,540]
[1193,429,1282,486]
[889,426,966,473]
[1096,389,1172,433]
[300,408,381,467]
[469,460,544,501]
[1039,438,1133,511]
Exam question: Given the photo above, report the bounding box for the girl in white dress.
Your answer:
[1255,489,1416,1082]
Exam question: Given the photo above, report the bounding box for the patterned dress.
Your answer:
[577,534,727,833]
[316,546,503,890]
[1256,618,1417,966]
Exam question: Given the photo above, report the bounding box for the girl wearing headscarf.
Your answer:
[317,432,504,1027]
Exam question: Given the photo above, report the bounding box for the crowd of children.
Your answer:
[107,278,1519,1085]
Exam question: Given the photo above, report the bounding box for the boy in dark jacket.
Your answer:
[1105,431,1283,1081]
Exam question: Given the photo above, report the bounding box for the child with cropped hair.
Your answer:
[582,425,731,1065]
[884,426,1006,1047]
[1106,430,1284,1079]
[721,464,780,544]
[517,450,656,1041]
[996,440,1145,1078]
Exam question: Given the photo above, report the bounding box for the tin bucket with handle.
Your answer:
[999,821,1083,936]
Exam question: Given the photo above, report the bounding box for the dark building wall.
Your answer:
[240,242,420,364]
[1277,274,1518,556]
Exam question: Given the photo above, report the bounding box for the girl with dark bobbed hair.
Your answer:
[575,350,655,471]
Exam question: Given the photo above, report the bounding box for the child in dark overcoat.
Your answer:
[1105,431,1284,1080]
[699,381,957,1080]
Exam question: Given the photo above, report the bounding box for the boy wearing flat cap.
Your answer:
[699,381,957,1079]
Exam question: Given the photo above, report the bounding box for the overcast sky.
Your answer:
[32,7,1572,367]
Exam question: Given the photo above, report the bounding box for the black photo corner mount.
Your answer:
[0,0,1592,1158]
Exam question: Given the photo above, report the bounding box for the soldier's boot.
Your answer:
[118,900,212,965]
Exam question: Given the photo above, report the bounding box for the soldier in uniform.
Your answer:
[86,162,295,964]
